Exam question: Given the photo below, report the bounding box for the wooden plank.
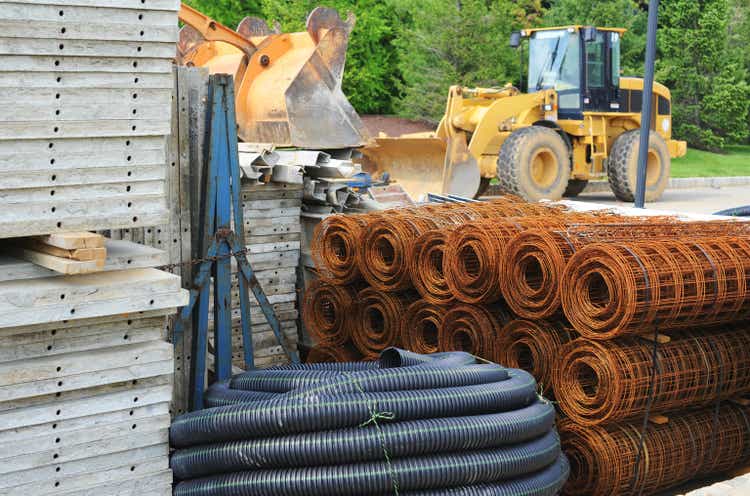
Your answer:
[36,232,104,250]
[0,429,168,475]
[5,245,103,274]
[0,380,171,430]
[4,0,180,10]
[0,240,167,281]
[0,71,173,90]
[0,19,177,43]
[242,198,302,210]
[0,38,177,58]
[242,206,302,219]
[0,402,169,447]
[2,103,172,122]
[58,471,172,496]
[0,119,171,140]
[16,240,105,261]
[0,3,176,25]
[5,452,169,495]
[0,54,172,73]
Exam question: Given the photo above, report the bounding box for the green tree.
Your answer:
[182,0,262,29]
[393,0,527,122]
[544,0,646,74]
[658,0,750,150]
[262,0,401,114]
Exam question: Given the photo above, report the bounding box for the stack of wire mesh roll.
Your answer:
[169,348,569,496]
[305,196,571,362]
[306,197,750,494]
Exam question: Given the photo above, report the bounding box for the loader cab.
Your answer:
[513,26,625,120]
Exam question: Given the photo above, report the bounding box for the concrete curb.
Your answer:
[582,176,750,193]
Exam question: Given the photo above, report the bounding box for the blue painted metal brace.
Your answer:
[173,74,300,411]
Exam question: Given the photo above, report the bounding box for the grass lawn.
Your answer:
[671,144,750,178]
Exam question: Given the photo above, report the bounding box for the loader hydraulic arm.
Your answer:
[179,3,257,59]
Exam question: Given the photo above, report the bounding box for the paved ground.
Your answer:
[573,185,748,215]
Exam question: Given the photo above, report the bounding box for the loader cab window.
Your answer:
[611,32,621,87]
[528,29,581,116]
[585,32,606,88]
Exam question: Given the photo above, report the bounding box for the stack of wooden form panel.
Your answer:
[208,181,303,370]
[0,246,187,496]
[0,0,178,237]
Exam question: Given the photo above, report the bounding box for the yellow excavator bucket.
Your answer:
[177,4,368,149]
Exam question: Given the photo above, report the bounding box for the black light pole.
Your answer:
[635,0,659,208]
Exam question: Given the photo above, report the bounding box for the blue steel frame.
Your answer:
[173,75,300,411]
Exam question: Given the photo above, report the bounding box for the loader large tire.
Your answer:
[608,130,670,202]
[497,126,571,201]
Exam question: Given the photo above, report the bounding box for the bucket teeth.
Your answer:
[237,17,275,38]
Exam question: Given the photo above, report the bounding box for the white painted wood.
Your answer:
[0,3,176,25]
[0,380,171,429]
[0,71,174,89]
[2,103,172,122]
[0,119,171,140]
[0,37,176,58]
[1,0,179,10]
[0,428,168,475]
[243,206,303,219]
[0,20,177,43]
[58,470,172,496]
[0,54,173,73]
[0,165,165,188]
[0,87,170,105]
[5,452,169,494]
[242,198,303,210]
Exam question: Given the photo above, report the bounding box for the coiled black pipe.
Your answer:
[714,205,750,217]
[171,348,567,496]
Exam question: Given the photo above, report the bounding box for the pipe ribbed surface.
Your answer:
[440,304,510,361]
[497,319,578,396]
[170,349,567,496]
[560,237,750,339]
[351,288,418,360]
[560,404,750,496]
[302,280,357,346]
[554,325,750,425]
[402,299,447,354]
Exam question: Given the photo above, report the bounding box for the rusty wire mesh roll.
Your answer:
[311,214,371,284]
[302,280,357,346]
[560,404,750,496]
[497,319,578,396]
[501,229,581,319]
[351,288,417,360]
[444,218,569,305]
[305,342,363,363]
[356,200,539,292]
[409,229,456,305]
[561,237,750,339]
[440,304,510,362]
[503,221,750,321]
[402,300,448,354]
[554,325,750,425]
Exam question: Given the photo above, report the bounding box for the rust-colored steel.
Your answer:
[561,237,750,339]
[443,217,569,304]
[502,221,750,321]
[409,228,456,305]
[305,342,363,363]
[302,280,357,346]
[554,325,750,425]
[351,287,417,359]
[402,299,448,354]
[312,214,373,285]
[560,404,750,496]
[497,319,577,396]
[357,199,547,291]
[440,304,510,361]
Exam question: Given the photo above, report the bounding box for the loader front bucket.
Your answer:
[177,6,369,149]
[359,136,449,202]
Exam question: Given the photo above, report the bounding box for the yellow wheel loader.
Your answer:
[361,26,687,201]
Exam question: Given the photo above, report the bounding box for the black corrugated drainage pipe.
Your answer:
[170,348,568,496]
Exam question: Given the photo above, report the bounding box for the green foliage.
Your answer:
[262,0,401,114]
[181,0,750,144]
[393,0,530,122]
[182,0,263,29]
[658,0,750,150]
